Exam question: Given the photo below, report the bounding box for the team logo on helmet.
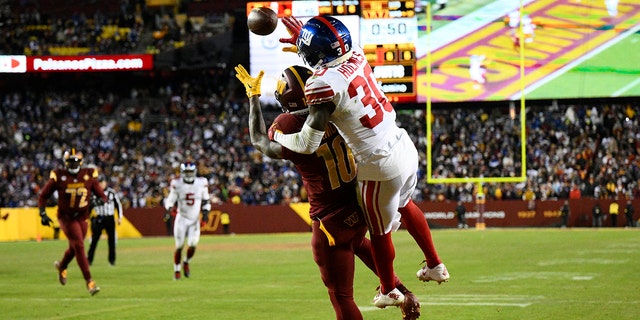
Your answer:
[296,15,352,69]
[180,162,197,183]
[63,148,83,174]
[299,28,314,46]
[274,65,313,114]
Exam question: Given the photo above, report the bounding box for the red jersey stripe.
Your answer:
[361,180,384,235]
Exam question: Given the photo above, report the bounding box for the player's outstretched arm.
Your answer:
[235,64,284,159]
[249,96,284,159]
[279,16,304,53]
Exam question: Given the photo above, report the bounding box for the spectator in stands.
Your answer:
[1,18,640,212]
[569,183,581,199]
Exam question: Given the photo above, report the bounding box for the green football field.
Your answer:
[527,30,640,99]
[1,229,639,319]
[416,0,640,101]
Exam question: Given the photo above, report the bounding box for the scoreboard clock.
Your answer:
[247,0,418,104]
[360,0,417,103]
[364,43,416,103]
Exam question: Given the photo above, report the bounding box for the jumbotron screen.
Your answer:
[247,0,640,104]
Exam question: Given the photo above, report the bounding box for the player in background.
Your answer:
[605,0,619,17]
[276,15,449,308]
[506,10,522,51]
[506,10,520,29]
[163,162,211,280]
[469,54,487,86]
[87,175,124,266]
[521,14,536,44]
[38,148,106,296]
[435,0,448,11]
[235,64,420,320]
[507,11,535,51]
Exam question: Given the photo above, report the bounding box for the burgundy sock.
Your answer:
[173,249,182,265]
[186,246,195,261]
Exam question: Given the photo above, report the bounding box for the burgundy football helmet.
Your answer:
[274,65,313,115]
[63,148,83,174]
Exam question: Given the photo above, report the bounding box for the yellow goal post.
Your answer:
[424,1,529,228]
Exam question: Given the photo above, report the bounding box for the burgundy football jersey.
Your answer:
[38,167,107,220]
[269,113,358,219]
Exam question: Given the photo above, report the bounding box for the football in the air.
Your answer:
[247,7,278,36]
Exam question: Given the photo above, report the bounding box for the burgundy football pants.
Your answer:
[58,218,93,282]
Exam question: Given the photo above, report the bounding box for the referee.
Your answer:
[88,176,123,266]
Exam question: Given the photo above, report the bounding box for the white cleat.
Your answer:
[416,263,450,284]
[373,287,405,308]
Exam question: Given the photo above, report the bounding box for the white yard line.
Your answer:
[360,294,541,311]
[418,0,537,57]
[612,76,640,97]
[510,23,640,100]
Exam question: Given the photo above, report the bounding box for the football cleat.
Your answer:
[372,287,405,308]
[54,261,67,285]
[174,271,181,280]
[401,291,421,320]
[87,280,100,296]
[416,262,450,284]
[183,262,190,278]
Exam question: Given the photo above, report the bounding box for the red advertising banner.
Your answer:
[0,54,154,73]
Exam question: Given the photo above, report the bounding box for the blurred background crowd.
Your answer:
[1,0,639,209]
[0,0,234,57]
[3,75,638,209]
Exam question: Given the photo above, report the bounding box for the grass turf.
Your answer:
[1,228,639,319]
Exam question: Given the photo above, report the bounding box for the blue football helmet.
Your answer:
[180,162,197,183]
[296,15,352,69]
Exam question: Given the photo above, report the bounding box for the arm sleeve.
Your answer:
[93,180,108,203]
[113,191,124,220]
[272,123,324,154]
[164,186,177,211]
[201,182,211,212]
[38,179,55,209]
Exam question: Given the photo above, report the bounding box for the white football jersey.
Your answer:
[164,177,211,223]
[305,46,416,180]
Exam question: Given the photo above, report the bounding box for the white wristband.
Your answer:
[273,123,324,154]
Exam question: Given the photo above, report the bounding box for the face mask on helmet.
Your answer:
[274,65,313,114]
[296,15,352,69]
[63,148,83,174]
[180,162,197,183]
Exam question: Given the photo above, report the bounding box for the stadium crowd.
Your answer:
[0,0,233,56]
[1,1,638,210]
[1,70,639,209]
[0,0,145,56]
